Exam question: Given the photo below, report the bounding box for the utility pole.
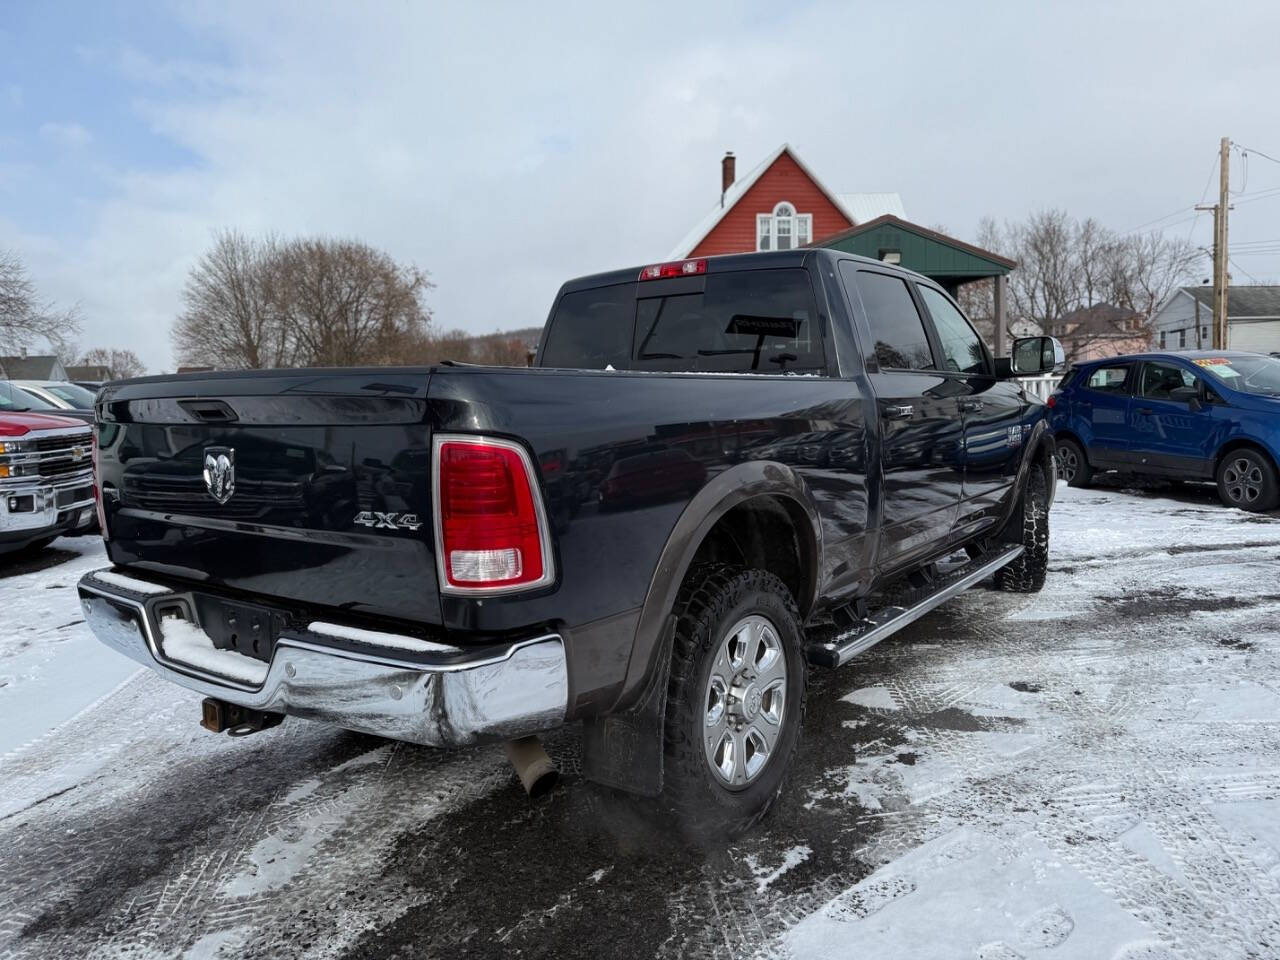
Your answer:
[1196,137,1232,349]
[1213,137,1232,348]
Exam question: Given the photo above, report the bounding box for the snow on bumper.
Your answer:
[75,568,568,747]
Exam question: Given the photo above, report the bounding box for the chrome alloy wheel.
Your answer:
[1057,444,1078,483]
[1223,456,1265,506]
[702,614,788,787]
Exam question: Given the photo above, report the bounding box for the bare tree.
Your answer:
[172,231,289,370]
[77,347,147,380]
[969,211,1199,361]
[273,238,433,367]
[0,249,81,358]
[172,232,434,369]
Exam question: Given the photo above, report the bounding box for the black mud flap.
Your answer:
[580,619,674,797]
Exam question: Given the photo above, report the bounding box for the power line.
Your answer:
[1179,153,1221,246]
[1236,143,1280,167]
[1121,205,1198,234]
[1234,186,1280,206]
[1229,257,1262,284]
[1233,143,1250,194]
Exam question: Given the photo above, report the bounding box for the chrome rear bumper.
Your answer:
[76,568,568,747]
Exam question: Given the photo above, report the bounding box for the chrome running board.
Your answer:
[807,544,1024,668]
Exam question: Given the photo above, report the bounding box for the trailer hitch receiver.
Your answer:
[200,697,284,737]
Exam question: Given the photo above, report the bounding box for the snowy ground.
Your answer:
[1,482,1279,959]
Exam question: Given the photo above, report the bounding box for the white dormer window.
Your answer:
[757,202,812,251]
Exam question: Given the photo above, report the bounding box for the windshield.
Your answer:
[0,383,56,412]
[42,382,97,407]
[1193,355,1280,397]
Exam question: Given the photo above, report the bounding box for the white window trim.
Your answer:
[756,201,813,251]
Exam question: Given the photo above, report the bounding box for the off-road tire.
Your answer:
[1216,447,1280,513]
[663,564,807,837]
[994,463,1050,593]
[1056,437,1092,487]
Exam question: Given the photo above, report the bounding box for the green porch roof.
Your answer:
[816,215,1016,280]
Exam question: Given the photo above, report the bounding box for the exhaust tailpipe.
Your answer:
[503,736,559,798]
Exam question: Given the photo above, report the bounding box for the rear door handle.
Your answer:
[882,404,914,421]
[1136,407,1154,415]
[958,399,984,413]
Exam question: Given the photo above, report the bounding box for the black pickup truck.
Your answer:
[78,248,1061,832]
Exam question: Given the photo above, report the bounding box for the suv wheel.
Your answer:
[663,565,806,836]
[994,463,1050,593]
[1055,438,1092,487]
[1216,449,1279,512]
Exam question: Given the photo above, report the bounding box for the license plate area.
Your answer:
[189,595,289,663]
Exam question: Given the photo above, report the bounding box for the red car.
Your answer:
[0,405,97,555]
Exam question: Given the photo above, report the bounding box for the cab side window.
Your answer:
[1085,365,1131,393]
[916,285,988,375]
[1138,362,1197,400]
[844,265,936,371]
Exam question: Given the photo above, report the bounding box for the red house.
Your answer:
[668,143,905,260]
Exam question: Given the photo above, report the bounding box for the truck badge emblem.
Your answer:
[203,447,236,504]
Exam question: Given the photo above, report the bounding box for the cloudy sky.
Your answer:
[3,0,1280,373]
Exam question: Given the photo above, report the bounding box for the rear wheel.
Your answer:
[994,463,1050,593]
[1216,448,1279,512]
[1055,438,1092,487]
[663,565,806,837]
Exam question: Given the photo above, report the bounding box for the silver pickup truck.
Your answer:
[0,408,97,555]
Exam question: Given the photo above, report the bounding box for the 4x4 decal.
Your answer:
[354,511,423,531]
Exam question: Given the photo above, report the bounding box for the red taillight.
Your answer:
[638,258,706,281]
[1046,394,1058,408]
[433,436,551,593]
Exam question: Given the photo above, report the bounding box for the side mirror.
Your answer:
[1003,336,1065,377]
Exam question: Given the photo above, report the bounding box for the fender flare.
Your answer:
[579,460,824,796]
[618,460,823,711]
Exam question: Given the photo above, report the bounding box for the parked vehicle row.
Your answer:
[77,248,1062,834]
[2,379,97,424]
[1049,351,1280,511]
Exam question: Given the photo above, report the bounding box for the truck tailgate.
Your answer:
[97,369,440,625]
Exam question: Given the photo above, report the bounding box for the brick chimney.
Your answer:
[721,151,736,202]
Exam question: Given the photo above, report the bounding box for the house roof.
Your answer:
[65,364,111,381]
[814,215,1017,274]
[835,192,907,223]
[668,143,863,260]
[0,355,65,380]
[1181,285,1280,318]
[1054,302,1142,337]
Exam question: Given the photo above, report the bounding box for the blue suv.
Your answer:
[1049,351,1280,512]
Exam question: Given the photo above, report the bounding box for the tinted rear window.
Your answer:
[632,269,824,374]
[540,283,634,369]
[541,269,826,375]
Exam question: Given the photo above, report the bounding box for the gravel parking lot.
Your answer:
[2,482,1278,960]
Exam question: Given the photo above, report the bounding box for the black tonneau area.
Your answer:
[98,369,440,626]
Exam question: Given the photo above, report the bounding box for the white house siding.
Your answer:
[1228,319,1280,354]
[1150,290,1212,352]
